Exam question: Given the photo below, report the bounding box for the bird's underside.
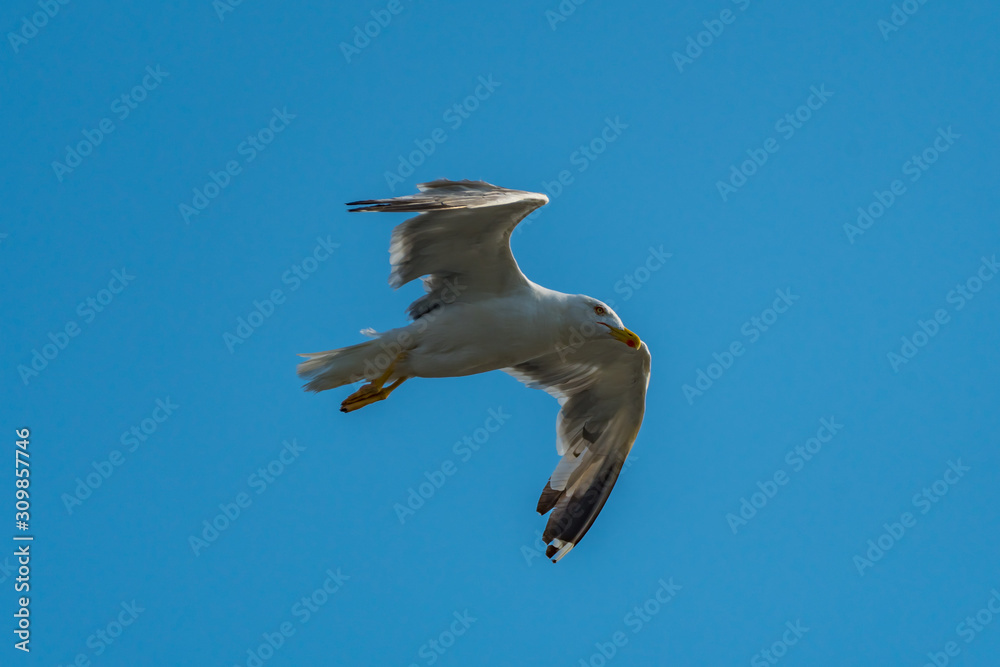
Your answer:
[297,179,651,562]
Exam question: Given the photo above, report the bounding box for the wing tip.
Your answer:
[536,481,561,515]
[345,200,381,212]
[546,539,575,563]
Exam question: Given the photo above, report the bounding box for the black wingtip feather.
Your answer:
[536,482,561,515]
[541,459,624,551]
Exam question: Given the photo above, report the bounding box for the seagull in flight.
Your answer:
[298,179,651,562]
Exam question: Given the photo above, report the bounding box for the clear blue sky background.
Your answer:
[2,0,999,665]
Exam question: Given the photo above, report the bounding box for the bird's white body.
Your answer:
[393,284,571,378]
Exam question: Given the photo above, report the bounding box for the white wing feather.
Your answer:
[505,340,651,562]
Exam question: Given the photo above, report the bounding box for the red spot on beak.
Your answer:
[627,340,635,348]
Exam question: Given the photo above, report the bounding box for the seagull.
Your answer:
[298,179,651,562]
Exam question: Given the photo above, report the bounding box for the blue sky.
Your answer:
[2,0,1000,665]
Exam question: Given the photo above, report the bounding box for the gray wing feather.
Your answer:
[348,180,548,319]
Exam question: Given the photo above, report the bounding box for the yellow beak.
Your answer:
[598,323,642,350]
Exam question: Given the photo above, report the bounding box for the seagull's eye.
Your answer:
[594,306,606,315]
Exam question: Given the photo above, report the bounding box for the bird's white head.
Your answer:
[572,296,643,351]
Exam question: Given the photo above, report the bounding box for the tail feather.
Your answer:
[297,340,381,393]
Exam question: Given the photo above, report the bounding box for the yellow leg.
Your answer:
[340,355,408,413]
[340,377,408,413]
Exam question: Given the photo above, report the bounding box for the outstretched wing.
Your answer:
[504,340,652,562]
[347,179,548,319]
